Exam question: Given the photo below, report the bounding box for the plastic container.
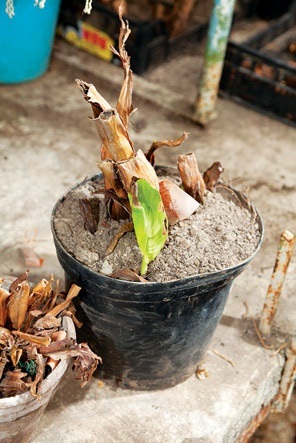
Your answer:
[254,0,293,20]
[0,313,75,443]
[220,6,296,126]
[0,0,61,84]
[58,0,208,75]
[51,174,263,391]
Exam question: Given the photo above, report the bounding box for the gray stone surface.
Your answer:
[0,39,295,442]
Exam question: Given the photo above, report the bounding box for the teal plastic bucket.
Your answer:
[0,0,61,84]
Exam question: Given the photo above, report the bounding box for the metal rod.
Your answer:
[194,0,236,125]
[271,336,296,413]
[259,230,295,337]
[237,403,272,443]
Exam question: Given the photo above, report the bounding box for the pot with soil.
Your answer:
[51,10,263,390]
[0,273,100,443]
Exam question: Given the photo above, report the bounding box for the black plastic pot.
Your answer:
[51,175,263,391]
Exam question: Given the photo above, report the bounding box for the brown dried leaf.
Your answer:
[45,284,81,318]
[0,326,15,347]
[8,281,30,330]
[105,221,134,256]
[38,338,101,387]
[177,153,206,204]
[31,278,52,297]
[103,190,131,221]
[159,178,200,224]
[79,199,98,235]
[12,331,51,347]
[72,342,102,387]
[46,330,67,371]
[9,270,29,292]
[0,370,27,396]
[46,330,68,372]
[109,200,130,220]
[0,287,10,327]
[196,366,209,380]
[96,109,134,162]
[109,269,148,282]
[75,79,111,118]
[0,355,8,379]
[203,162,224,192]
[0,273,100,397]
[29,277,54,313]
[33,315,62,330]
[26,351,47,397]
[47,279,60,312]
[146,132,189,166]
[38,337,76,356]
[51,330,67,342]
[29,309,43,318]
[10,346,22,367]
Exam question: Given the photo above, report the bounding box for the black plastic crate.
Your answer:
[58,0,208,75]
[220,6,296,126]
[58,0,169,74]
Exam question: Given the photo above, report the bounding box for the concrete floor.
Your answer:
[0,38,295,442]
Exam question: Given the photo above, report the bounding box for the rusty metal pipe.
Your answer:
[194,0,236,125]
[259,230,295,337]
[272,336,296,413]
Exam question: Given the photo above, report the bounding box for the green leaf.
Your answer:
[128,179,168,275]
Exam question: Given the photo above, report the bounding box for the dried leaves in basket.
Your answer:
[0,272,101,398]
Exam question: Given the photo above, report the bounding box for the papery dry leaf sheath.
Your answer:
[177,153,206,204]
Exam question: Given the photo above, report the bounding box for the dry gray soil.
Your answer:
[53,174,261,282]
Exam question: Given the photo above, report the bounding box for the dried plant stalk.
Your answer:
[112,3,133,129]
[117,149,160,192]
[75,79,111,119]
[146,132,189,166]
[178,153,206,204]
[105,221,134,256]
[74,5,226,276]
[98,160,127,200]
[96,109,134,162]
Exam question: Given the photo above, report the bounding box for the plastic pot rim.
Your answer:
[51,172,264,288]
